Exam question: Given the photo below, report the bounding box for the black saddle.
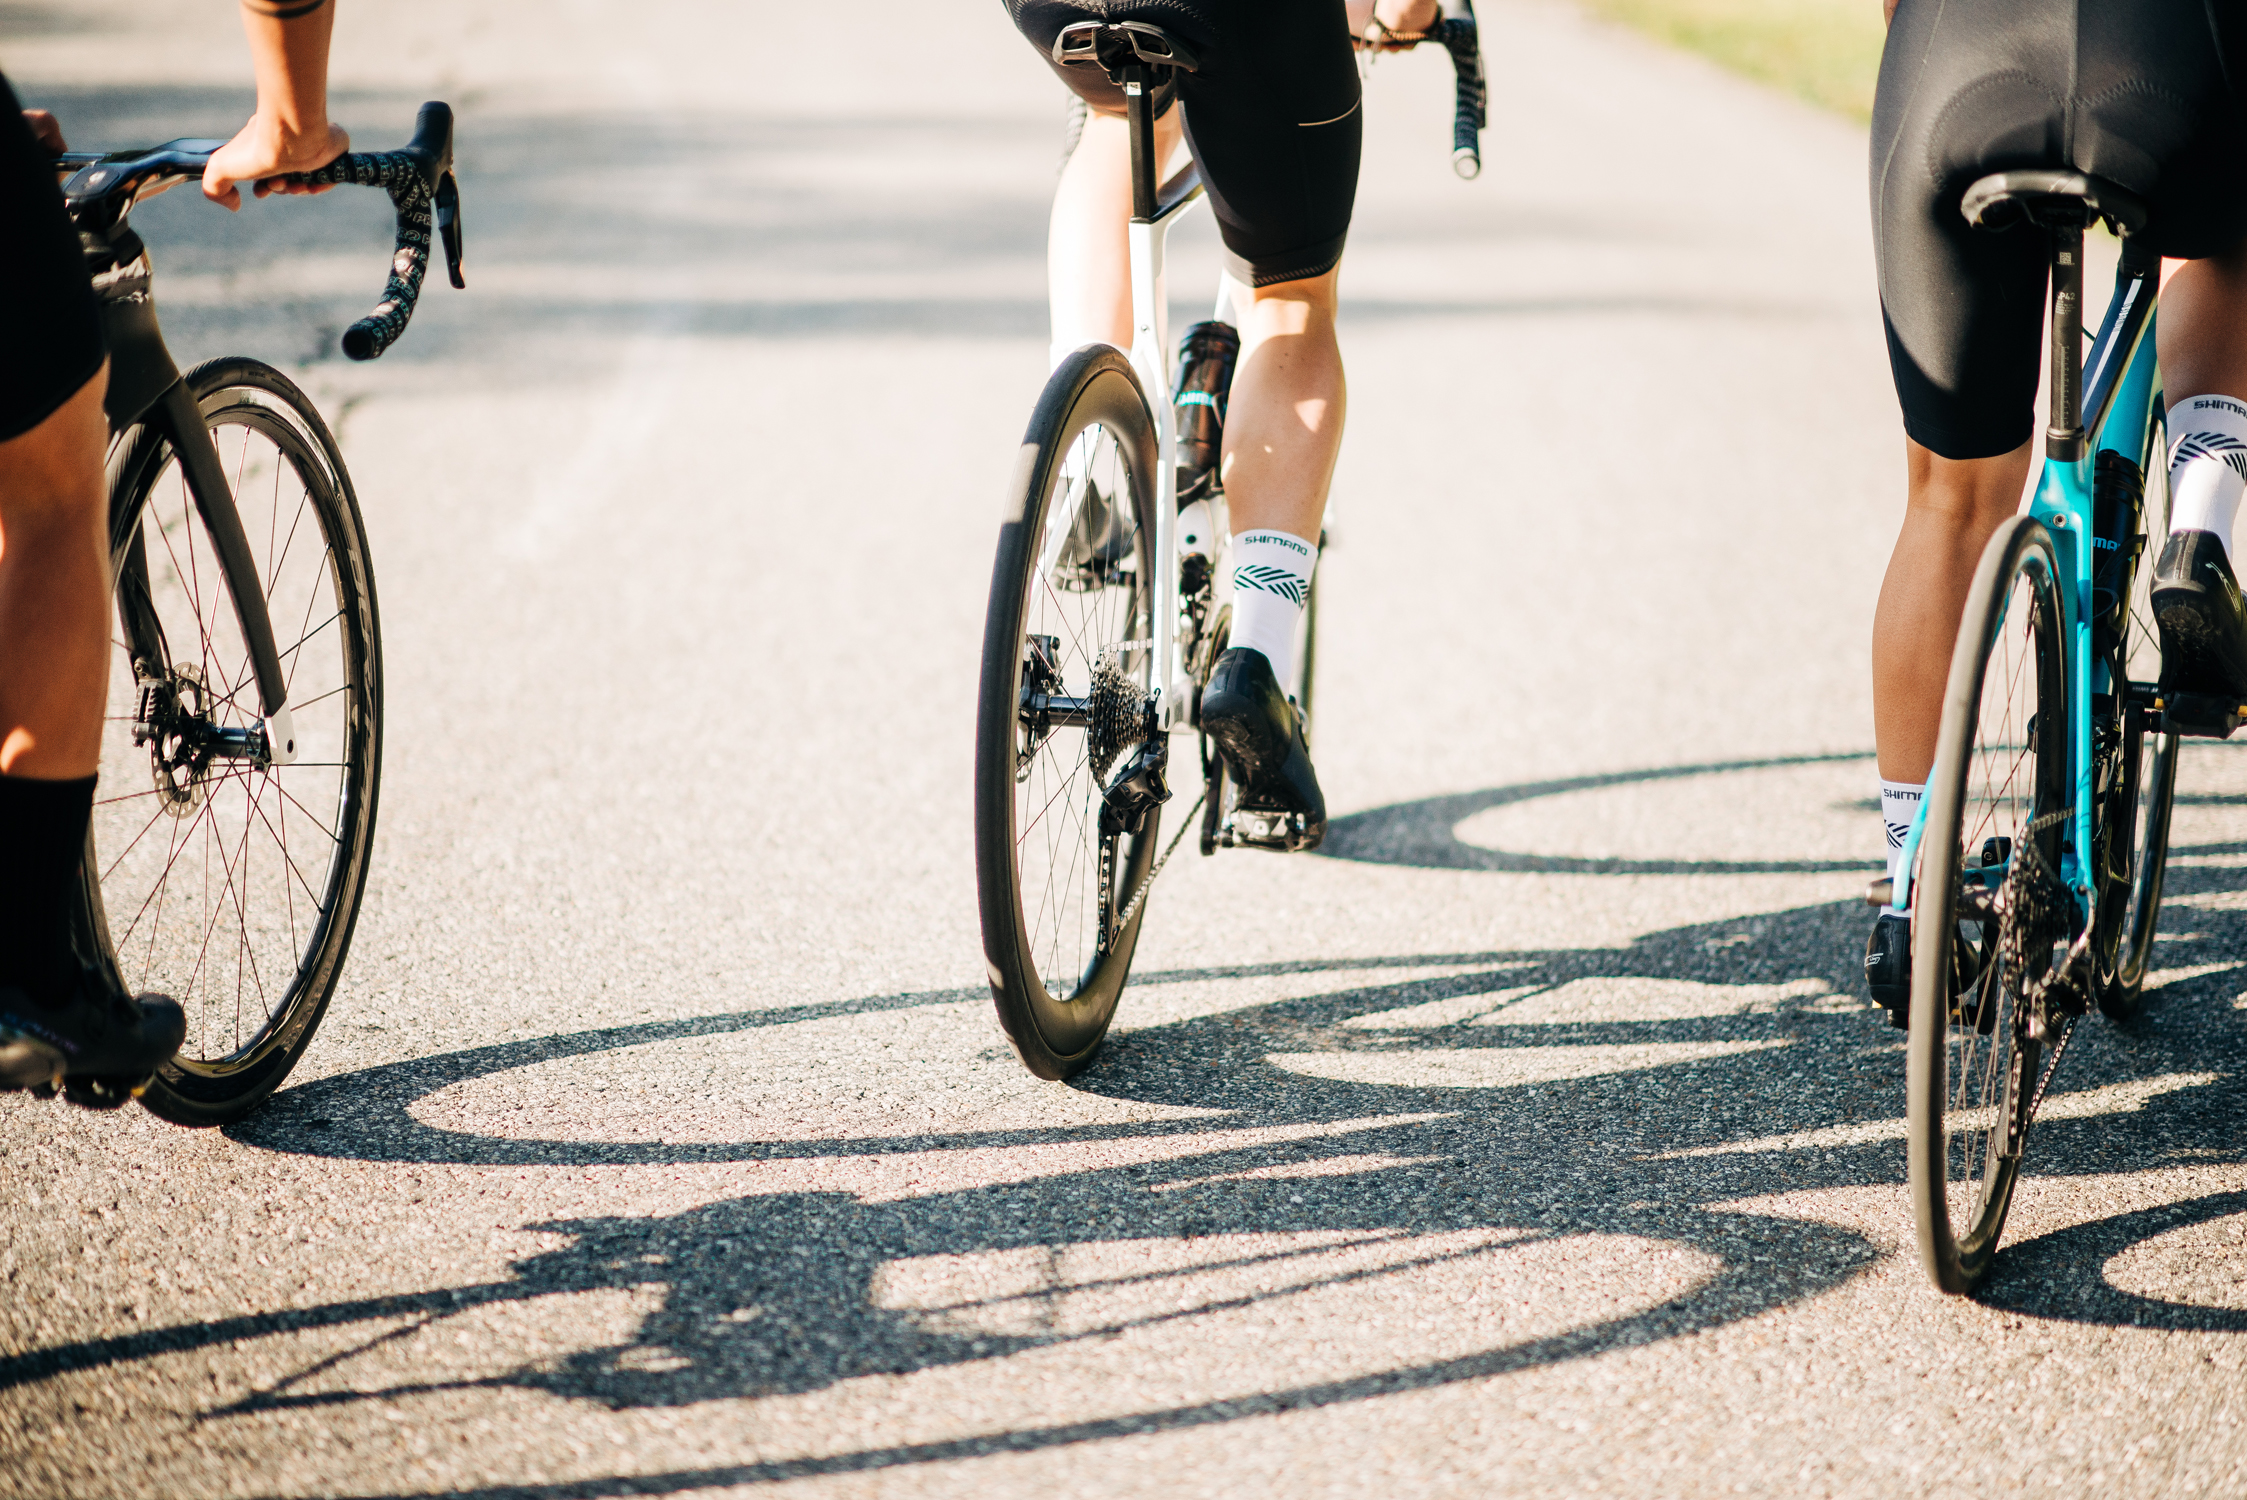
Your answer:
[1052,20,1201,82]
[1961,169,2149,237]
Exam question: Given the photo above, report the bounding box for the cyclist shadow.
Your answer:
[15,773,2247,1470]
[8,906,1900,1441]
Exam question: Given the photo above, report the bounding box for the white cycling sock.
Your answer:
[2166,395,2247,558]
[1229,529,1317,694]
[1881,778,1923,917]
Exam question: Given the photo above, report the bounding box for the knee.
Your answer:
[1904,438,2031,534]
[1239,271,1342,345]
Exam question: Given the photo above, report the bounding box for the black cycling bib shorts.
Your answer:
[1006,0,1362,287]
[2,73,106,442]
[1873,0,2247,460]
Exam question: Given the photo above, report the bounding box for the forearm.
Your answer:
[205,0,345,206]
[241,0,336,141]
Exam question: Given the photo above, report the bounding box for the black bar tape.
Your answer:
[1438,19,1485,178]
[294,150,433,360]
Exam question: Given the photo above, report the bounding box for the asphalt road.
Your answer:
[8,2,2247,1496]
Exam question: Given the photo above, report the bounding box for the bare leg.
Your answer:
[1046,107,1185,359]
[0,364,111,780]
[2160,242,2247,407]
[1872,438,2032,783]
[1221,271,1345,541]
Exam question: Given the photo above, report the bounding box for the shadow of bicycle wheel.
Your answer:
[1319,751,1880,875]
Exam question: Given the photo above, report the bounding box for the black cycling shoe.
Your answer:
[2152,530,2247,698]
[0,972,184,1104]
[1200,646,1325,852]
[1865,911,1912,1030]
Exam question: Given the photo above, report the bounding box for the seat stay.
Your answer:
[1152,161,1205,225]
[2081,247,2161,449]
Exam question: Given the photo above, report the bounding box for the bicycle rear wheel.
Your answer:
[87,358,382,1126]
[974,346,1161,1079]
[1908,514,2067,1292]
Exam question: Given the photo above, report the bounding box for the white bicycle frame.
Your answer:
[1042,70,1248,735]
[1126,136,1209,729]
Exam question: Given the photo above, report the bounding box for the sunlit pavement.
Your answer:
[6,2,2247,1495]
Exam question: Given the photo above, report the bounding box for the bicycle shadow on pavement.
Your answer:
[10,756,2247,1493]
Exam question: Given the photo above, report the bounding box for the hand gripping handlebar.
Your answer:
[1357,0,1489,179]
[284,101,466,360]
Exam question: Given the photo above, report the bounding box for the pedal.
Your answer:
[59,1074,147,1111]
[1222,807,1312,852]
[2159,692,2245,738]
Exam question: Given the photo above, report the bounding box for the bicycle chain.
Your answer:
[1108,788,1206,943]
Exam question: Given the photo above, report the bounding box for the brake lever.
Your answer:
[435,171,465,289]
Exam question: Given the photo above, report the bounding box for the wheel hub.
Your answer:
[134,663,213,816]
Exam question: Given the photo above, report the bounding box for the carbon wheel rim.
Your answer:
[95,391,370,1075]
[1008,417,1155,1006]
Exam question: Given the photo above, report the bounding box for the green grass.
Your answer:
[1579,0,1886,121]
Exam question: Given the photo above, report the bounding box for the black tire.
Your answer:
[2093,420,2177,1019]
[1908,515,2067,1293]
[87,358,381,1126]
[975,346,1161,1079]
[2091,718,2177,1018]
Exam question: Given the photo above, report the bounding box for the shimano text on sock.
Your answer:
[1228,529,1317,692]
[1880,778,1923,916]
[2167,395,2247,558]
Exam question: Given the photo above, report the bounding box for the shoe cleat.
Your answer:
[1199,647,1325,852]
[0,976,183,1107]
[2152,530,2247,701]
[1865,911,1912,1029]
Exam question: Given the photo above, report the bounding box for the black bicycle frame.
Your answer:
[89,226,292,733]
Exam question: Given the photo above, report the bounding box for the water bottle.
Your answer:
[1173,320,1239,503]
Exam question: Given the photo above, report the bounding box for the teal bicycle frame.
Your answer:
[1893,239,2164,917]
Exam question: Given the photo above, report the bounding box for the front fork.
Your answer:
[110,380,297,768]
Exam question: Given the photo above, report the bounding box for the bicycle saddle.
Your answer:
[1053,20,1202,82]
[1961,169,2149,237]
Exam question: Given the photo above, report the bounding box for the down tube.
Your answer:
[2024,461,2092,900]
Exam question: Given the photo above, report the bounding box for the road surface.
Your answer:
[6,1,2247,1495]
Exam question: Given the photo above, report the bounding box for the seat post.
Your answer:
[1123,62,1157,222]
[2048,221,2086,461]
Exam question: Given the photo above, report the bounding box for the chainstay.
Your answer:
[1108,789,1206,941]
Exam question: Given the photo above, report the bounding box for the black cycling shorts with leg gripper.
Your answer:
[1873,0,2247,460]
[1,74,105,441]
[1006,0,1361,287]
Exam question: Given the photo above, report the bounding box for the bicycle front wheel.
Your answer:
[88,358,382,1126]
[1908,514,2067,1292]
[974,346,1161,1079]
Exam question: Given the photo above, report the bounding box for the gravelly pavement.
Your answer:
[7,2,2247,1496]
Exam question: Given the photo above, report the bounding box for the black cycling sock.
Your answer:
[0,772,95,1008]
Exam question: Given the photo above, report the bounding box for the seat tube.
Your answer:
[1124,65,1181,714]
[2047,223,2086,461]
